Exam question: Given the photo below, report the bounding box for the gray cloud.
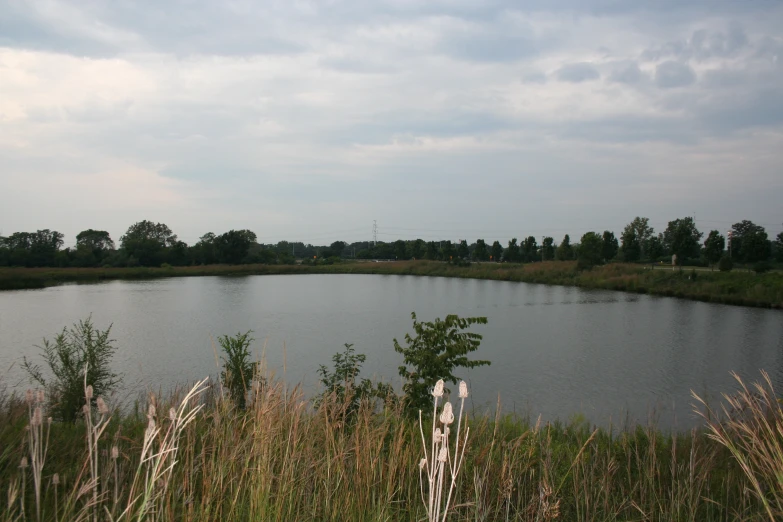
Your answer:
[608,62,648,84]
[655,61,696,88]
[555,62,600,82]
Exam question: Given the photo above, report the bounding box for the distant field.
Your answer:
[1,261,782,308]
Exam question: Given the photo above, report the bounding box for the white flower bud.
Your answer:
[47,417,53,426]
[459,381,468,399]
[438,447,448,463]
[96,397,109,415]
[169,408,176,422]
[419,458,427,470]
[148,403,156,418]
[52,473,60,485]
[440,402,454,425]
[434,427,442,443]
[85,385,94,400]
[20,457,28,469]
[111,446,119,460]
[432,379,444,398]
[32,406,43,426]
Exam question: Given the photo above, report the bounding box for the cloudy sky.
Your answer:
[1,0,782,246]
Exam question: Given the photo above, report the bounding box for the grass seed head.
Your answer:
[37,389,45,403]
[32,406,43,426]
[169,408,176,422]
[111,446,119,460]
[440,402,454,425]
[25,389,34,405]
[432,379,444,398]
[438,447,448,463]
[419,458,427,470]
[459,381,468,398]
[85,385,94,400]
[96,396,109,415]
[52,473,59,485]
[20,457,28,469]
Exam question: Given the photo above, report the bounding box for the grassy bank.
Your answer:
[1,261,782,308]
[2,372,781,521]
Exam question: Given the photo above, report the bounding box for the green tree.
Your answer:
[490,240,503,262]
[522,236,538,262]
[425,241,440,260]
[394,313,489,414]
[577,232,604,269]
[120,220,177,266]
[621,217,653,262]
[555,234,573,261]
[662,217,703,263]
[473,239,489,261]
[601,231,618,262]
[718,254,733,272]
[645,234,665,261]
[541,237,555,261]
[219,331,259,410]
[23,317,121,422]
[216,229,257,264]
[704,230,726,268]
[776,231,783,262]
[457,240,469,259]
[330,241,347,258]
[193,232,218,265]
[410,239,426,259]
[730,220,770,263]
[505,238,520,262]
[394,240,408,260]
[440,240,454,261]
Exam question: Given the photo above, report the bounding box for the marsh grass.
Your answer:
[1,369,780,521]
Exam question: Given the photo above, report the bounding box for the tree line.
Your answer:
[1,217,781,270]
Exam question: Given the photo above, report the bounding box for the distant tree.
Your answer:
[731,220,770,263]
[490,241,503,262]
[192,233,218,265]
[394,240,408,260]
[441,240,455,261]
[577,232,604,269]
[505,238,520,262]
[776,231,783,262]
[703,230,726,268]
[215,229,257,264]
[645,234,665,261]
[555,234,573,261]
[663,217,703,263]
[330,241,347,258]
[541,237,555,261]
[457,240,469,259]
[601,231,618,262]
[76,229,114,252]
[410,239,426,259]
[425,241,440,260]
[718,254,733,272]
[621,217,653,261]
[120,221,177,266]
[522,236,538,262]
[473,239,489,261]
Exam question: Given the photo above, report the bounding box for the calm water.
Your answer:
[1,274,782,429]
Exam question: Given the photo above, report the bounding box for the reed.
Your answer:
[1,371,780,521]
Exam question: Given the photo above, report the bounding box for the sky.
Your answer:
[1,0,782,247]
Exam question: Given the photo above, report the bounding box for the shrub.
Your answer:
[718,255,733,272]
[22,317,121,422]
[753,261,771,274]
[218,330,258,409]
[315,343,393,419]
[394,312,489,414]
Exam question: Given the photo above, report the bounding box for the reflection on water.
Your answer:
[1,274,782,429]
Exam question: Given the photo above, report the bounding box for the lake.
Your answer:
[1,274,782,429]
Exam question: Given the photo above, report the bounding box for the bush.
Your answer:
[394,312,489,414]
[718,255,733,272]
[219,331,259,409]
[753,261,771,274]
[22,317,121,422]
[315,343,393,420]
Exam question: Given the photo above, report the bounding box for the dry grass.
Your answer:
[1,369,781,521]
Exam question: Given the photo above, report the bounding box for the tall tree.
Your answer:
[425,241,439,260]
[601,231,618,262]
[522,236,538,262]
[215,229,257,264]
[490,240,503,262]
[410,239,426,259]
[703,230,726,268]
[621,217,653,261]
[330,241,347,258]
[541,237,555,261]
[577,232,604,269]
[394,240,408,260]
[555,234,573,261]
[473,239,489,261]
[440,240,454,261]
[506,238,520,262]
[730,220,768,262]
[457,240,469,259]
[776,231,783,262]
[663,217,703,263]
[120,220,177,266]
[76,229,114,252]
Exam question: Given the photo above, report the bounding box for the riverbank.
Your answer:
[1,261,782,308]
[1,373,778,521]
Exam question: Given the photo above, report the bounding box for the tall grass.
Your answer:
[2,261,782,308]
[2,370,781,521]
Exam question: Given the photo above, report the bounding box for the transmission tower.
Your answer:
[372,220,377,246]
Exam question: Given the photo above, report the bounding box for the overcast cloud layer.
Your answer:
[1,0,782,245]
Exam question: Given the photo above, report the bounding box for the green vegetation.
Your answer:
[218,331,258,410]
[21,317,121,422]
[393,313,490,413]
[2,369,783,521]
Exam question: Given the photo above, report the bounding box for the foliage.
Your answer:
[541,237,555,261]
[621,217,654,262]
[441,240,454,261]
[22,317,121,422]
[472,239,488,261]
[753,261,771,274]
[218,331,259,409]
[490,240,503,262]
[602,230,618,262]
[215,229,257,264]
[577,231,604,269]
[555,234,573,261]
[718,254,734,272]
[315,344,393,419]
[394,312,489,414]
[704,230,726,267]
[663,217,703,262]
[120,220,178,266]
[731,220,770,263]
[457,240,469,259]
[776,231,783,262]
[505,238,520,262]
[522,236,538,262]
